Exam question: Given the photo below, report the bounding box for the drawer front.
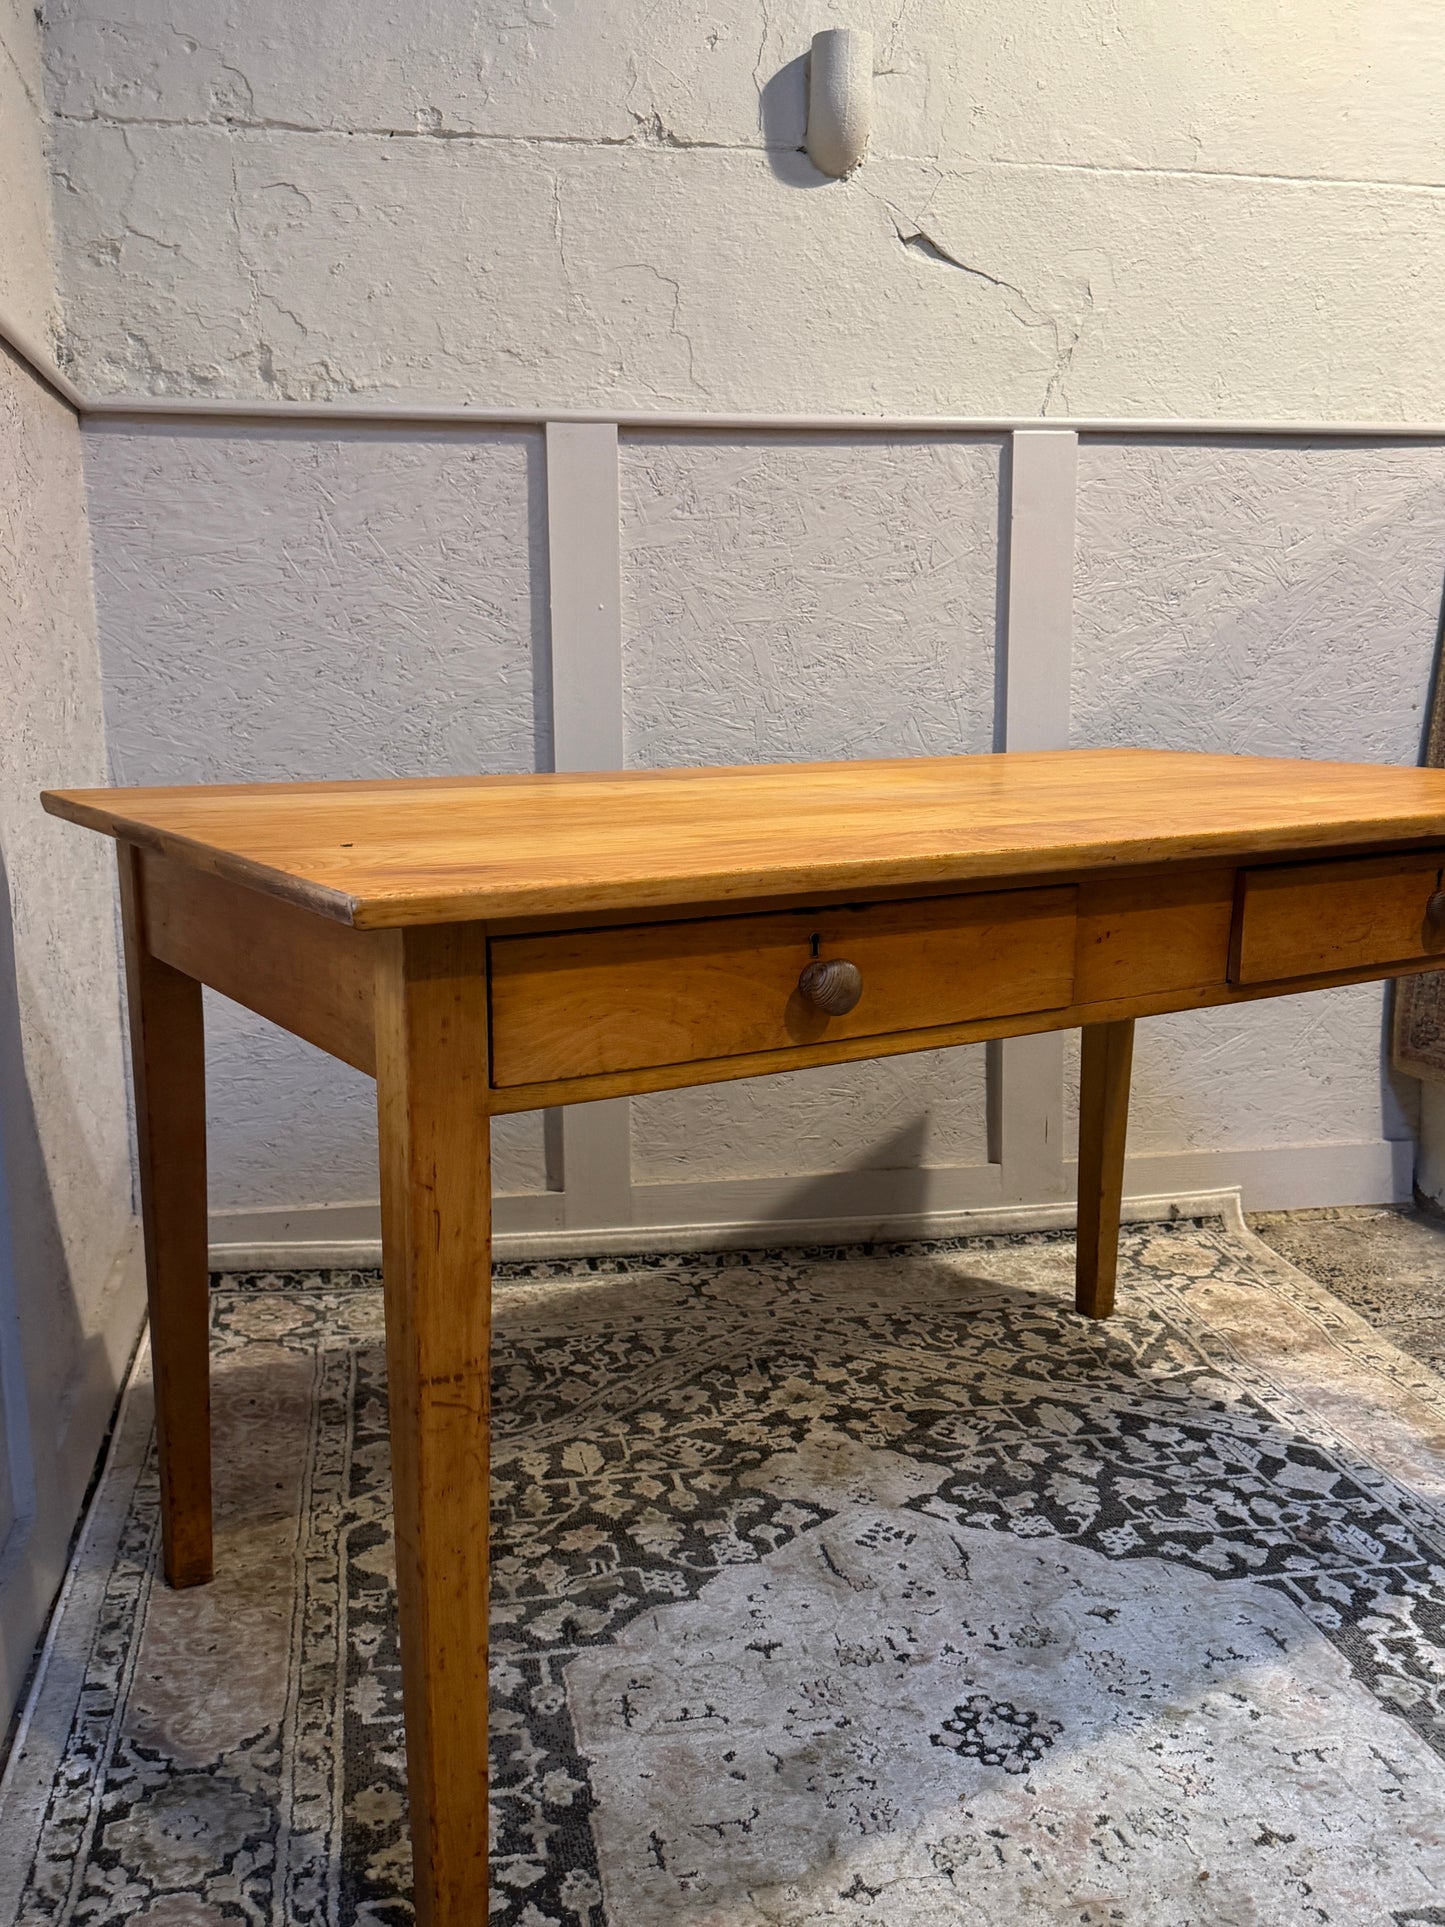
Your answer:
[1232,850,1445,986]
[490,886,1078,1088]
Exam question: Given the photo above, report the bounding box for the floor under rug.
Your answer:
[5,1205,1445,1924]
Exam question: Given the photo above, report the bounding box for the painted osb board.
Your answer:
[83,425,548,782]
[81,424,550,1203]
[0,349,144,1720]
[1070,440,1444,1163]
[622,435,996,1181]
[1063,988,1412,1166]
[631,1049,990,1188]
[0,353,133,1354]
[199,1002,547,1211]
[620,436,1000,766]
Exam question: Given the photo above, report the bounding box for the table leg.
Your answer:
[1075,1017,1135,1320]
[375,924,493,1927]
[117,844,213,1588]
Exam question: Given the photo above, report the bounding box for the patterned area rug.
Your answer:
[5,1206,1445,1923]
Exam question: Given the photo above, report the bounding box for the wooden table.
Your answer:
[42,746,1445,1924]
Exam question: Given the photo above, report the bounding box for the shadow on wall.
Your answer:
[0,850,127,1701]
[753,1114,938,1233]
[759,54,832,188]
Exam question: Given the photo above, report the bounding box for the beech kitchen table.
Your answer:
[42,746,1445,1924]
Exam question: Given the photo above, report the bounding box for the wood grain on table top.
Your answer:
[42,749,1445,928]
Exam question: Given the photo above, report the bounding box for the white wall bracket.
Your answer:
[806,28,873,178]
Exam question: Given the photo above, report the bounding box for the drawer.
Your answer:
[1231,849,1445,986]
[489,886,1078,1088]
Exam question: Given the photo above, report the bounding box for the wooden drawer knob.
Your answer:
[798,957,863,1015]
[1426,889,1445,949]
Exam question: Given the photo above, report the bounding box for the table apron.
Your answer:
[131,843,1445,1111]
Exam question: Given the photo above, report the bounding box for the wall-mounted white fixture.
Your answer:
[805,28,873,177]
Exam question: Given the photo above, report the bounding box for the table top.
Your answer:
[43,749,1445,928]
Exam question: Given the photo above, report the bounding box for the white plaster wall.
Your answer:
[81,424,552,1215]
[621,435,997,1182]
[38,0,1445,417]
[0,0,59,349]
[1069,441,1445,1165]
[0,0,144,1725]
[0,345,142,1713]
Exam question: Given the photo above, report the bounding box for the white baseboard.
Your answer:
[207,1185,1257,1271]
[207,1185,1239,1271]
[206,1135,1416,1271]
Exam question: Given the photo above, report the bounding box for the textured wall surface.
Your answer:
[622,434,997,1181]
[1071,440,1445,1160]
[39,0,1445,416]
[0,365,131,1337]
[1073,443,1445,762]
[0,346,141,1714]
[631,1051,990,1186]
[82,424,551,1213]
[78,421,1441,1223]
[0,0,59,346]
[621,437,1000,765]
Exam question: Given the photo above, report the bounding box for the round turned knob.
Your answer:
[798,957,863,1015]
[1426,889,1445,949]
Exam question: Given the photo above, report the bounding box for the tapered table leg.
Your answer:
[1076,1017,1135,1319]
[375,923,493,1927]
[117,844,213,1588]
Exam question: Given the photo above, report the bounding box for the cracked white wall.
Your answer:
[38,0,1445,417]
[1,0,60,345]
[0,0,143,1721]
[32,0,1445,1236]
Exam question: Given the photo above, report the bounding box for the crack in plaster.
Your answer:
[0,26,45,117]
[752,0,773,107]
[610,260,698,390]
[889,213,1093,416]
[978,153,1445,196]
[625,108,749,153]
[166,23,257,122]
[48,109,1445,195]
[1042,284,1093,416]
[50,107,791,155]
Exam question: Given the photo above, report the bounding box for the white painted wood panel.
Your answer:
[995,430,1078,1205]
[620,436,1001,765]
[621,433,999,1188]
[546,422,634,1231]
[76,417,1444,1254]
[83,423,553,1217]
[631,1053,991,1186]
[1070,440,1445,1190]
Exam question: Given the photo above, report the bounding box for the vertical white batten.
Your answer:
[543,422,636,1230]
[1003,431,1078,752]
[805,29,874,178]
[996,430,1079,1203]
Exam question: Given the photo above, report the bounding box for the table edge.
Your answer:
[42,788,1445,928]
